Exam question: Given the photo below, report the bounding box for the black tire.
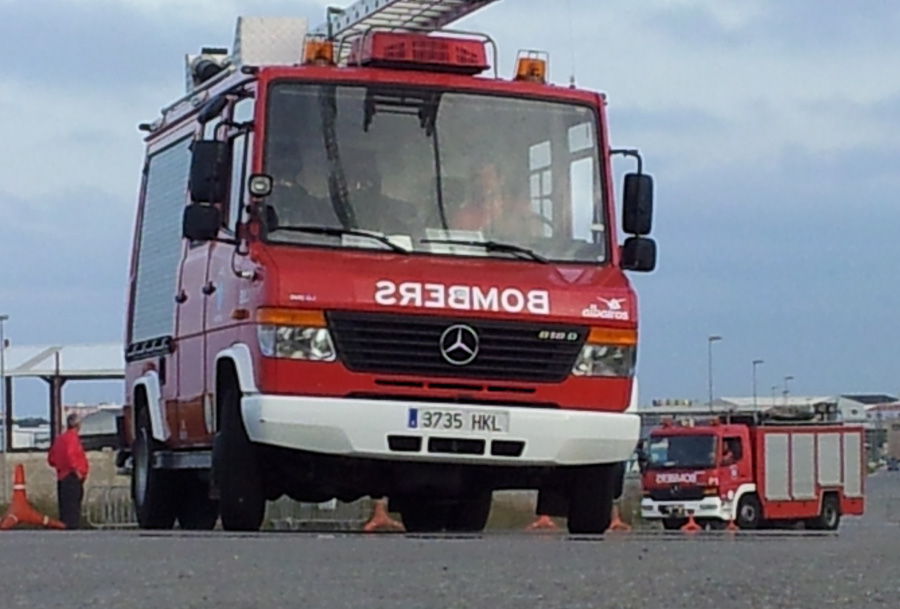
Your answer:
[612,461,626,500]
[177,473,219,530]
[131,407,179,529]
[446,492,493,533]
[735,494,762,530]
[810,495,841,531]
[567,464,615,534]
[400,498,449,533]
[214,379,266,531]
[662,518,686,530]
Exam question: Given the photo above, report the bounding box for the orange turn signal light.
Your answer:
[255,308,326,327]
[587,327,637,346]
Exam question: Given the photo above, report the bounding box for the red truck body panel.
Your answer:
[751,424,865,520]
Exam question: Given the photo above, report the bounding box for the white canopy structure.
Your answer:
[1,343,124,450]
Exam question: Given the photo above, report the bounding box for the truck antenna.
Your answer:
[566,0,577,88]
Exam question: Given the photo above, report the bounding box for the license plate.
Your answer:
[407,408,509,433]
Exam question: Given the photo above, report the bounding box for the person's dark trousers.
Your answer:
[57,473,84,529]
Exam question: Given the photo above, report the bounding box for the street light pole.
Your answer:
[0,314,7,452]
[784,375,794,406]
[708,335,722,409]
[0,314,8,500]
[752,359,764,410]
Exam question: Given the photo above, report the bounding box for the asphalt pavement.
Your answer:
[2,474,899,609]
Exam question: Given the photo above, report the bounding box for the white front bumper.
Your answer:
[641,497,734,521]
[241,394,640,467]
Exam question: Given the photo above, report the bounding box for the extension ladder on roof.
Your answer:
[312,0,502,62]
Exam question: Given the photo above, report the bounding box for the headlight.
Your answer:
[571,344,636,377]
[257,325,337,361]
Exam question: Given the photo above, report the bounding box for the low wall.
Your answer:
[0,449,128,517]
[0,449,646,530]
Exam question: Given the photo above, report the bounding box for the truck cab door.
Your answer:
[201,95,256,441]
[174,224,213,446]
[174,116,224,446]
[722,433,751,484]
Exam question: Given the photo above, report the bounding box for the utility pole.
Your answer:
[708,335,722,409]
[0,314,8,500]
[752,359,764,410]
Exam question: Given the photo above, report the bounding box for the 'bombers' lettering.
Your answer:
[374,280,550,315]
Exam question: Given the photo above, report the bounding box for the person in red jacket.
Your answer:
[47,413,89,529]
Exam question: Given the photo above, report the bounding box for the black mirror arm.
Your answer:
[610,148,644,174]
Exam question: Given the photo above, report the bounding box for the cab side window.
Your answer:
[723,437,743,464]
[226,97,254,232]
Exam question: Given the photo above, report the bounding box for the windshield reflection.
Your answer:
[262,82,608,264]
[647,435,717,469]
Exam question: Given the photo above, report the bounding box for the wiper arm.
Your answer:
[274,225,410,254]
[420,239,548,263]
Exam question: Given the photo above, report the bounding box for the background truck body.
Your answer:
[640,414,865,530]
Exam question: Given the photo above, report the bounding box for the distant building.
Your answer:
[3,403,123,451]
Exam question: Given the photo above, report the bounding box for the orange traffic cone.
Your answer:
[525,514,559,531]
[0,464,66,530]
[724,517,739,532]
[680,511,702,533]
[607,504,631,532]
[362,499,405,533]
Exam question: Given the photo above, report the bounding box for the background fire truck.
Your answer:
[118,0,657,534]
[638,406,865,530]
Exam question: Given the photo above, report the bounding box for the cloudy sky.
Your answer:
[1,0,898,417]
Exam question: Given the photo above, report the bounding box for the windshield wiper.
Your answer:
[273,225,410,254]
[420,239,548,263]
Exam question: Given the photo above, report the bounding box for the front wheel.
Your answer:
[214,380,266,531]
[735,494,762,530]
[567,464,615,534]
[177,473,219,530]
[446,492,493,533]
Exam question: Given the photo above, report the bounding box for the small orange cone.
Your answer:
[362,499,405,533]
[724,517,739,532]
[607,504,631,532]
[680,511,702,533]
[525,514,559,531]
[0,464,66,530]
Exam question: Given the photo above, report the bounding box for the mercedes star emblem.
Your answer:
[439,324,480,366]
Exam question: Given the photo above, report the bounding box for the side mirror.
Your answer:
[189,140,231,204]
[622,173,653,235]
[622,236,657,272]
[182,204,221,242]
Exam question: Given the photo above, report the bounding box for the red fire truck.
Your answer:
[117,0,657,534]
[639,408,866,530]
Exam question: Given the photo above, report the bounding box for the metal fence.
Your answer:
[84,485,137,529]
[266,497,373,531]
[82,484,373,531]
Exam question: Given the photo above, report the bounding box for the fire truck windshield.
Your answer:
[261,81,608,264]
[646,434,717,469]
